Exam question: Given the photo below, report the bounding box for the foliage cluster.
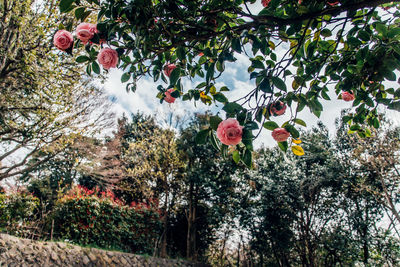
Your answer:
[55,0,400,166]
[0,189,39,234]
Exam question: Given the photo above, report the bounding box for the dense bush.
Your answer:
[0,189,40,234]
[53,185,162,254]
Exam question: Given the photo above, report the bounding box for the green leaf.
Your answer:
[223,102,243,113]
[170,90,180,98]
[242,149,252,168]
[213,93,228,103]
[176,46,186,61]
[375,23,387,36]
[232,38,242,53]
[294,118,307,127]
[210,116,223,130]
[320,29,332,37]
[278,141,288,153]
[195,129,210,144]
[209,132,221,151]
[74,7,85,20]
[76,56,90,63]
[92,61,100,74]
[169,68,180,85]
[350,124,361,131]
[388,28,400,39]
[373,118,380,129]
[271,77,287,92]
[245,121,259,130]
[284,124,300,139]
[206,63,215,83]
[86,64,92,75]
[263,121,279,130]
[259,78,272,93]
[232,151,240,164]
[59,0,75,13]
[384,71,396,81]
[251,60,265,69]
[121,72,130,83]
[321,90,331,100]
[358,30,370,41]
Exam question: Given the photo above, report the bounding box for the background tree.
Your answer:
[235,122,398,266]
[335,113,400,234]
[173,113,238,261]
[0,0,113,181]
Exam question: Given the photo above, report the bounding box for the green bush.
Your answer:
[53,185,162,254]
[0,189,40,232]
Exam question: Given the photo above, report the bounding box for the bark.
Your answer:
[160,185,169,258]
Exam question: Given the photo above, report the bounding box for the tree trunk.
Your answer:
[160,187,169,257]
[186,181,194,259]
[186,182,197,260]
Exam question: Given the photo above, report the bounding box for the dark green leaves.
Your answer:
[176,46,186,61]
[271,77,287,92]
[258,78,272,93]
[242,149,252,168]
[195,129,211,144]
[92,61,100,74]
[278,141,288,153]
[169,68,180,85]
[284,124,299,139]
[59,0,75,13]
[121,73,131,83]
[210,116,223,130]
[223,102,243,114]
[213,93,228,103]
[263,121,279,130]
[294,118,307,127]
[76,56,90,63]
[232,38,242,53]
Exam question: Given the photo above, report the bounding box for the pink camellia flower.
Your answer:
[272,128,291,142]
[216,118,243,146]
[164,88,177,103]
[53,30,74,51]
[270,101,287,116]
[164,63,177,77]
[97,48,119,70]
[261,0,271,7]
[342,91,355,102]
[76,23,97,44]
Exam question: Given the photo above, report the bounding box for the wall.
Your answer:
[0,233,203,267]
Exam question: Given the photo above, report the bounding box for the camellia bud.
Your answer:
[164,63,177,77]
[342,91,355,102]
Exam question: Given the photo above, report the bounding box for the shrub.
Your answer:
[53,185,162,254]
[0,188,40,234]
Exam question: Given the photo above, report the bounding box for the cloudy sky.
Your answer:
[102,2,400,149]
